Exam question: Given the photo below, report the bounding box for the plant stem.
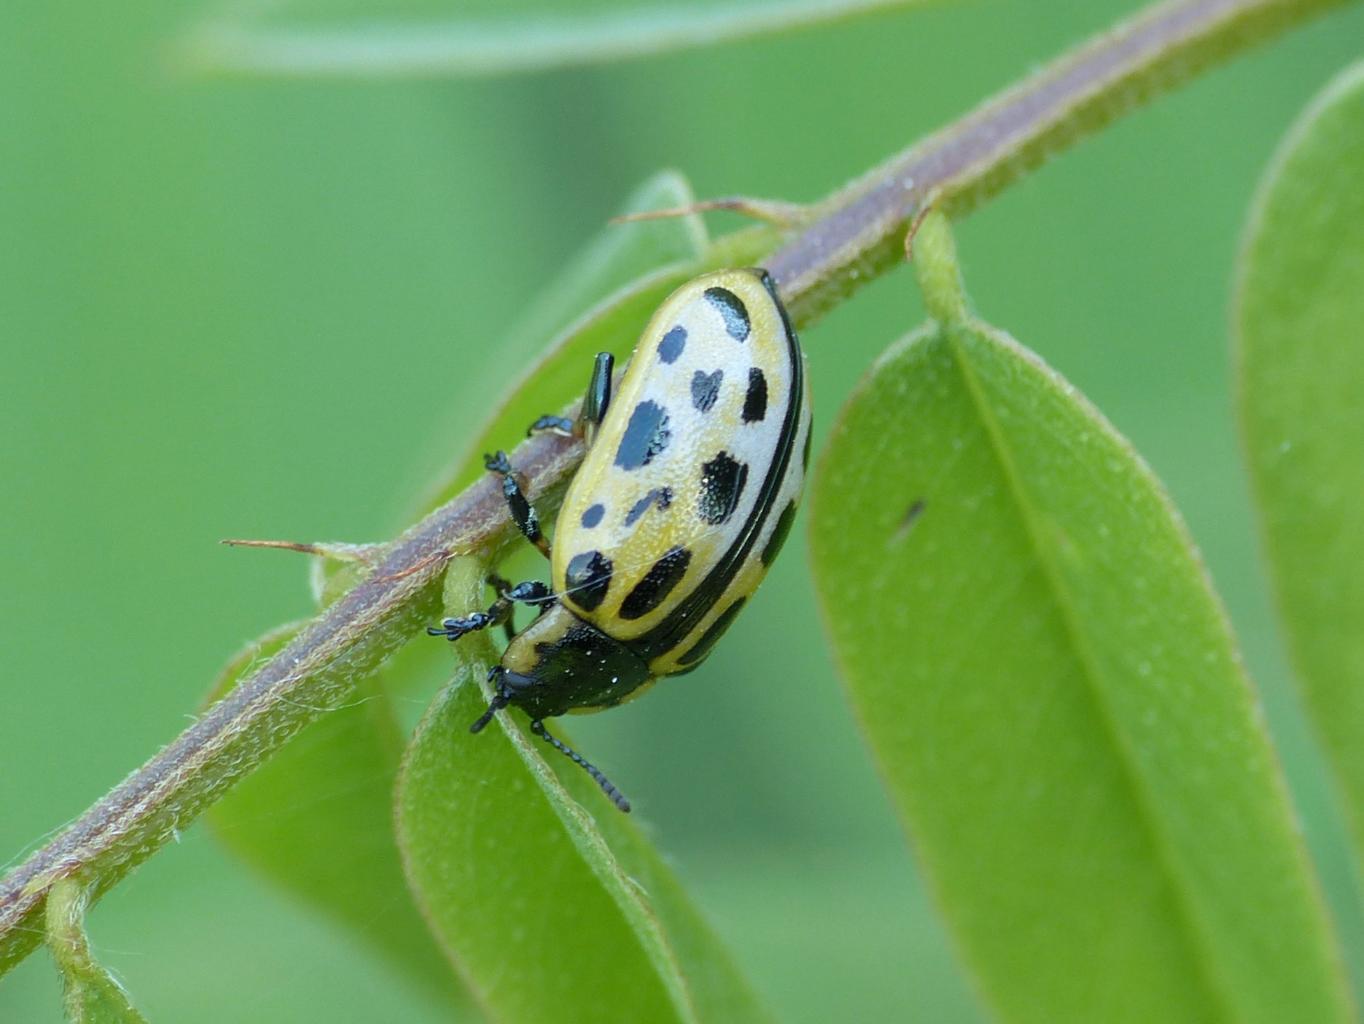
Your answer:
[767,0,1352,324]
[0,0,1350,975]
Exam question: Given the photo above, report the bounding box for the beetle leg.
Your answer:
[530,719,631,813]
[427,574,555,643]
[484,450,551,558]
[426,594,513,643]
[505,579,556,617]
[485,574,518,641]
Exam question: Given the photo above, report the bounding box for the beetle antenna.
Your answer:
[469,697,506,734]
[469,669,511,734]
[530,720,631,813]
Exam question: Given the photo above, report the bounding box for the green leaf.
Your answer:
[183,0,926,78]
[395,561,771,1024]
[418,170,733,512]
[1237,61,1364,866]
[204,622,464,1008]
[45,879,148,1023]
[809,227,1351,1022]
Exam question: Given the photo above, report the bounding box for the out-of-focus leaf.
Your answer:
[511,171,707,349]
[395,561,772,1024]
[419,170,737,511]
[808,219,1350,1022]
[185,0,926,79]
[204,622,464,1009]
[1236,61,1364,863]
[45,879,148,1023]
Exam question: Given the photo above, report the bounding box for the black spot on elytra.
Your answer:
[564,550,613,612]
[761,500,798,567]
[691,369,723,413]
[704,287,750,341]
[677,598,747,666]
[742,367,768,423]
[614,400,671,470]
[658,326,687,364]
[580,503,605,529]
[802,427,812,470]
[619,546,692,621]
[624,486,673,527]
[697,451,748,525]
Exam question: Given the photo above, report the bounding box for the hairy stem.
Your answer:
[767,0,1351,323]
[0,0,1349,975]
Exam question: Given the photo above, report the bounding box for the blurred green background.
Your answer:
[4,1,1363,1020]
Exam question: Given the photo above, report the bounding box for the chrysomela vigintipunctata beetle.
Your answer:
[429,268,811,811]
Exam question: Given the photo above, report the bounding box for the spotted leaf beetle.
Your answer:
[430,268,811,811]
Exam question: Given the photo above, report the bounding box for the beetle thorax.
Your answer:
[500,604,652,718]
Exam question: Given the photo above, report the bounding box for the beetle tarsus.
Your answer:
[428,577,555,645]
[427,611,495,641]
[527,415,575,437]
